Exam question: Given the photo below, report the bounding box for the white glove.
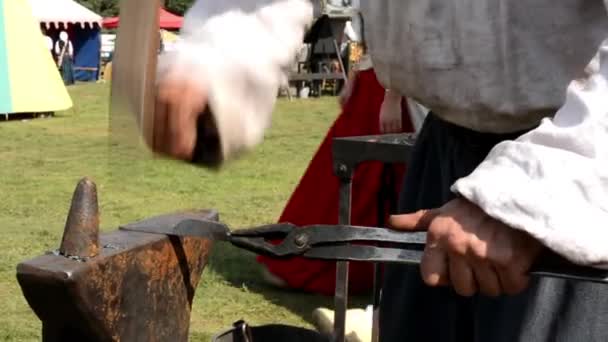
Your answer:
[379,89,402,133]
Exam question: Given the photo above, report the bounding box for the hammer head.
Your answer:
[109,0,162,155]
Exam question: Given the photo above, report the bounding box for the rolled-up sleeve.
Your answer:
[157,0,313,164]
[452,40,608,267]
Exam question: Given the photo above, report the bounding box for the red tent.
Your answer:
[102,7,183,29]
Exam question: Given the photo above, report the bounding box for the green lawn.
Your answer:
[0,83,359,341]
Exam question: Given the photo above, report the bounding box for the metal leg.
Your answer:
[332,39,348,82]
[334,262,349,342]
[371,164,391,342]
[371,264,382,342]
[334,166,352,342]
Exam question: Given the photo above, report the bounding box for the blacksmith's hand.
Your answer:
[389,198,543,297]
[154,69,207,161]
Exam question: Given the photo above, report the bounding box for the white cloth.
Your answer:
[343,20,359,42]
[312,306,372,342]
[159,0,608,267]
[406,99,428,133]
[348,0,363,44]
[44,35,53,51]
[452,41,608,267]
[361,1,608,134]
[54,33,73,58]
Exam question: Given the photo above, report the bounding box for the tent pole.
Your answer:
[332,39,348,82]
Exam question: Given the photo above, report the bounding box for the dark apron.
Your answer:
[379,113,608,341]
[57,40,75,86]
[60,55,75,85]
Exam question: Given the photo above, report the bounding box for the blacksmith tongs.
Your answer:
[230,223,426,264]
[122,217,608,285]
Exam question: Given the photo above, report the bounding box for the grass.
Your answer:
[0,83,361,341]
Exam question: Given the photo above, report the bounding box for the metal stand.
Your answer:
[331,133,416,342]
[334,163,352,342]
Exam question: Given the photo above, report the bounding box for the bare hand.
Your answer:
[338,74,357,108]
[379,91,402,133]
[389,198,543,297]
[153,70,207,161]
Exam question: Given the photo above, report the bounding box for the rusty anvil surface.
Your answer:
[16,179,217,342]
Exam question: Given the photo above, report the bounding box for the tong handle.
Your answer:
[229,224,608,285]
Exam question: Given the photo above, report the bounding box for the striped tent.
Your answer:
[0,0,72,115]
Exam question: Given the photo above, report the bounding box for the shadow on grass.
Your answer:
[205,241,369,329]
[0,112,55,122]
[189,331,214,342]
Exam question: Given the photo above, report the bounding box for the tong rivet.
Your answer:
[294,233,309,248]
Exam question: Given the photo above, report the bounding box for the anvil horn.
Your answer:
[59,177,100,258]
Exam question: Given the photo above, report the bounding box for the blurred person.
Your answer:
[258,36,422,294]
[55,31,74,85]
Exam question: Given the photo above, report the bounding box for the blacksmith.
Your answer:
[151,1,608,341]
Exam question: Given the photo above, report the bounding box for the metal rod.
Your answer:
[332,39,348,81]
[334,174,352,342]
[334,262,349,342]
[371,263,381,342]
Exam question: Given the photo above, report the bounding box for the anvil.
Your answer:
[16,178,217,342]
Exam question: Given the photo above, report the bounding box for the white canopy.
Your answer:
[28,0,102,28]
